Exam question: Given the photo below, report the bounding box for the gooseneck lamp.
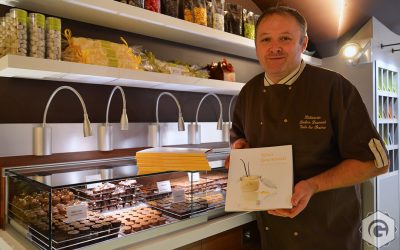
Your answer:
[188,93,223,144]
[98,86,128,151]
[222,95,237,142]
[148,92,185,147]
[33,86,92,156]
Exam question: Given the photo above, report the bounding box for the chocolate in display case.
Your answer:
[5,155,228,249]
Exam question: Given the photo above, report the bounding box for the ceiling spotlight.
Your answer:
[340,40,371,64]
[342,43,360,58]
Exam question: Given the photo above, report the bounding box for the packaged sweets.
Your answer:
[128,0,144,8]
[224,3,242,36]
[161,0,180,18]
[144,0,160,12]
[243,9,255,39]
[62,29,142,70]
[46,17,61,60]
[193,0,207,26]
[184,0,194,22]
[28,13,45,58]
[8,8,28,56]
[0,17,6,57]
[212,0,224,31]
[206,1,213,28]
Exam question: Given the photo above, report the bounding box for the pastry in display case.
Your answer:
[5,156,228,250]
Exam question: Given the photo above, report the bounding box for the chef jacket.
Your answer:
[231,63,388,250]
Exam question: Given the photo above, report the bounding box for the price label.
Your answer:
[66,203,87,222]
[172,189,185,203]
[85,174,102,189]
[157,180,172,193]
[187,172,200,182]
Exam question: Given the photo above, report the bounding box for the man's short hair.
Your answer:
[255,6,308,42]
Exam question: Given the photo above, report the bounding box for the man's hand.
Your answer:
[224,138,249,169]
[267,180,317,218]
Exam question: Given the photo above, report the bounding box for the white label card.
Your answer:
[66,203,87,222]
[157,180,172,193]
[187,172,200,182]
[86,174,102,189]
[172,189,185,203]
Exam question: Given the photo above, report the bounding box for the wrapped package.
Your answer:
[207,58,235,81]
[140,50,209,79]
[62,29,141,70]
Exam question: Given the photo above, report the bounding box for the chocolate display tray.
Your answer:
[28,226,120,250]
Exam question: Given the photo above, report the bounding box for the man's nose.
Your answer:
[269,43,282,54]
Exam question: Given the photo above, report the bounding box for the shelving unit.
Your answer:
[0,55,244,94]
[0,0,322,65]
[0,0,322,96]
[376,61,400,172]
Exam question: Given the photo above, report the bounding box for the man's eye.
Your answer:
[261,38,270,42]
[281,37,291,41]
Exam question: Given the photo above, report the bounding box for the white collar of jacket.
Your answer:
[264,60,306,86]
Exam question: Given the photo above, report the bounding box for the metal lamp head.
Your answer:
[217,116,223,130]
[148,123,161,147]
[33,126,52,156]
[188,122,201,144]
[83,113,93,137]
[98,124,113,151]
[120,108,129,130]
[222,122,230,142]
[178,115,185,131]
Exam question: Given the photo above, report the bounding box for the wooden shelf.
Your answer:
[0,0,322,65]
[0,55,244,94]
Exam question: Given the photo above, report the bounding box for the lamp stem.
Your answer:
[195,93,223,125]
[228,95,237,124]
[42,86,90,127]
[105,86,127,126]
[155,92,183,124]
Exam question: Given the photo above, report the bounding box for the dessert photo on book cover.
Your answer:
[225,145,293,211]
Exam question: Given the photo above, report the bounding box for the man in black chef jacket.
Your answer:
[228,6,389,250]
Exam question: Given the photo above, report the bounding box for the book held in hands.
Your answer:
[225,145,293,211]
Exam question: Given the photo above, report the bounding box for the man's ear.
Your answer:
[302,36,309,52]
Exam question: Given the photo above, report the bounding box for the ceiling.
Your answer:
[252,0,400,58]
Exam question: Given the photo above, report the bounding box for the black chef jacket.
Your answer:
[231,64,388,250]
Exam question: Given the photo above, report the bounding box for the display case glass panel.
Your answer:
[6,156,228,249]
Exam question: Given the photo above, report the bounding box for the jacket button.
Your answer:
[265,226,269,231]
[260,121,263,125]
[263,89,266,93]
[283,119,288,123]
[288,86,292,90]
[293,232,299,236]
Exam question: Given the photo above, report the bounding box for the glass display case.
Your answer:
[5,155,228,250]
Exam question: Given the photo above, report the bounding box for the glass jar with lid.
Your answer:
[243,9,255,39]
[161,0,180,18]
[184,0,194,23]
[224,3,242,36]
[128,0,144,8]
[28,13,45,58]
[212,0,224,31]
[144,0,161,13]
[206,1,213,28]
[0,17,6,57]
[8,8,28,56]
[46,17,61,60]
[193,0,207,26]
